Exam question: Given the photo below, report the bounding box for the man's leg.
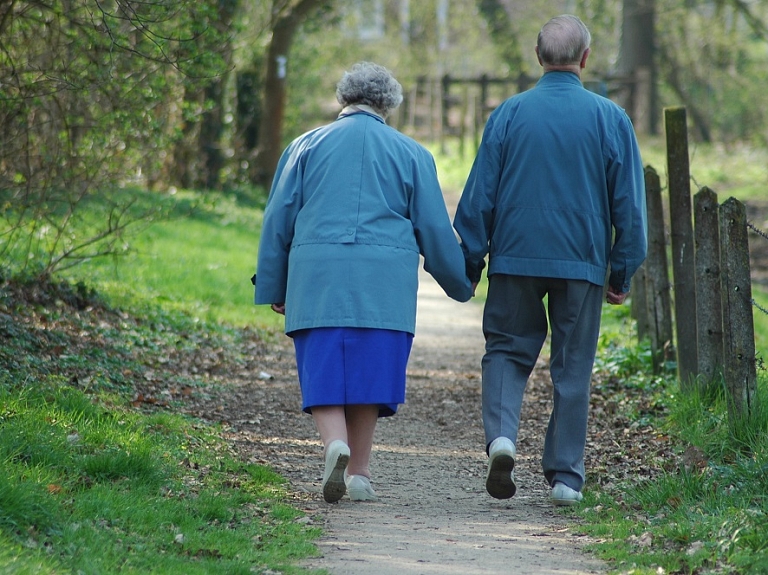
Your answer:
[482,275,549,449]
[542,279,603,492]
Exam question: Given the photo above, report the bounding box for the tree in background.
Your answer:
[616,0,657,135]
[249,0,338,187]
[655,0,768,144]
[172,0,241,191]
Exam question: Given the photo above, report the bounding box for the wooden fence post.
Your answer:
[719,198,757,418]
[632,265,649,341]
[665,107,698,385]
[694,187,724,382]
[644,166,674,372]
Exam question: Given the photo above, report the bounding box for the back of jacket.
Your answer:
[255,111,471,334]
[454,72,647,291]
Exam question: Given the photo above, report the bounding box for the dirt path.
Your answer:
[212,268,606,575]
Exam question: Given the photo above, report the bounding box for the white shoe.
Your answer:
[322,440,350,503]
[551,482,583,506]
[485,437,516,499]
[344,472,378,502]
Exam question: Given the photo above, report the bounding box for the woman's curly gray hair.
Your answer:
[336,62,403,117]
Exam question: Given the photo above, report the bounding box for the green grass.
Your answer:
[62,190,283,330]
[0,265,323,573]
[639,135,768,202]
[576,372,768,574]
[0,376,321,574]
[580,294,768,574]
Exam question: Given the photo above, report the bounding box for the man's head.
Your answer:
[536,15,591,72]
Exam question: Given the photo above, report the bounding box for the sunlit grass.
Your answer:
[638,135,768,202]
[63,190,283,331]
[0,376,320,574]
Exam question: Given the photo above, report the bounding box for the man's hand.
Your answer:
[271,303,286,315]
[471,282,479,297]
[606,285,628,305]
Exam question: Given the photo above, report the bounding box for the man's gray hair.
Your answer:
[537,15,591,66]
[336,62,403,117]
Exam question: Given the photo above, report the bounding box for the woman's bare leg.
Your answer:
[344,404,379,478]
[311,405,348,452]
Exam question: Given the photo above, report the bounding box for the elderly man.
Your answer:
[454,15,647,506]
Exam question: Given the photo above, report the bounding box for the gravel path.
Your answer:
[213,267,606,574]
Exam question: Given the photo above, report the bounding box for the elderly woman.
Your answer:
[254,62,472,503]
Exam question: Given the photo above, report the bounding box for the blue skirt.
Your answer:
[292,327,414,417]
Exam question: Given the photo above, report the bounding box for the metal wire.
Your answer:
[747,221,768,316]
[747,221,768,242]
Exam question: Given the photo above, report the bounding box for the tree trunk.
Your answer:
[617,0,657,134]
[251,0,335,188]
[658,45,712,143]
[198,0,239,190]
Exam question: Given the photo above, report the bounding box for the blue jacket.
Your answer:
[454,72,647,291]
[255,110,472,335]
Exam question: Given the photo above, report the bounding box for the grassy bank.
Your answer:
[0,275,322,574]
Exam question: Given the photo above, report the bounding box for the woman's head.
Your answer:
[336,62,403,118]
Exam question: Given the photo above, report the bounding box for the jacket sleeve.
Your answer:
[253,143,303,305]
[409,150,473,303]
[453,116,500,282]
[607,114,648,293]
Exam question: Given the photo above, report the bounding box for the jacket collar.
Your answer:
[537,71,583,88]
[338,104,385,123]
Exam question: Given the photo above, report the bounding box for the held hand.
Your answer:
[471,282,478,297]
[271,303,286,315]
[606,286,628,305]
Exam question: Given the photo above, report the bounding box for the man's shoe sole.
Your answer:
[485,452,516,499]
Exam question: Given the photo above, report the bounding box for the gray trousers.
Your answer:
[481,274,603,491]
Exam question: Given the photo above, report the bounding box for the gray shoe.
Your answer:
[345,472,378,502]
[485,437,516,499]
[551,482,583,506]
[322,440,350,503]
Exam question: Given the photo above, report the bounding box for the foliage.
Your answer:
[4,0,768,282]
[574,296,768,574]
[655,0,768,144]
[0,275,320,573]
[578,372,768,574]
[0,0,231,278]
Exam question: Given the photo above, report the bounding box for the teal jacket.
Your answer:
[254,110,472,335]
[454,72,647,292]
